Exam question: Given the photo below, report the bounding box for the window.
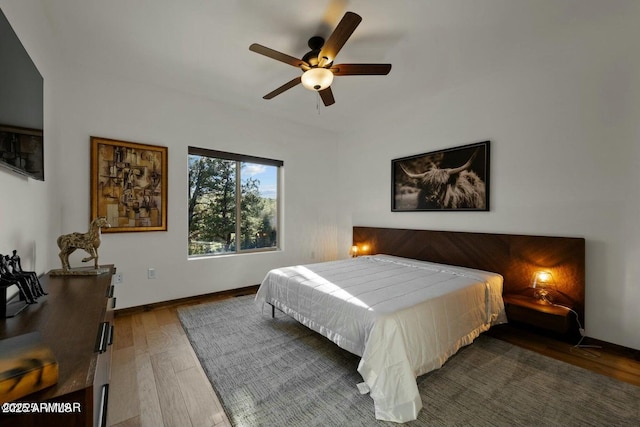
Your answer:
[188,147,282,257]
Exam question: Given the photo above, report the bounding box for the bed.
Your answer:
[255,254,508,423]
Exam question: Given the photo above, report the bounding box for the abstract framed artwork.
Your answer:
[392,140,490,212]
[91,136,168,232]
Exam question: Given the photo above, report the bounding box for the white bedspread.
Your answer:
[255,255,507,423]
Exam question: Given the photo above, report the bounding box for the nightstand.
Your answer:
[503,293,576,335]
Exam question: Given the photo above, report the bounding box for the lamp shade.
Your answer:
[531,271,554,288]
[301,68,334,91]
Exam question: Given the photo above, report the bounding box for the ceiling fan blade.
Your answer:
[316,0,348,38]
[249,43,308,68]
[318,11,362,67]
[330,63,392,75]
[263,76,302,100]
[318,87,335,106]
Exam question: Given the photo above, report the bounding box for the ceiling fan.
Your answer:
[249,11,391,106]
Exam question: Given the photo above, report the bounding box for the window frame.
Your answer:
[188,146,283,258]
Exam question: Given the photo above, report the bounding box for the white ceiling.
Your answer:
[38,0,621,132]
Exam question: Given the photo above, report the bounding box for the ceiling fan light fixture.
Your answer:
[301,67,334,91]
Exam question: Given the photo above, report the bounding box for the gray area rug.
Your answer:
[178,295,640,427]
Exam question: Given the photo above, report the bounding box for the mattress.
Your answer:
[255,255,507,422]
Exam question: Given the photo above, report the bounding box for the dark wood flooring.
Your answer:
[486,323,640,387]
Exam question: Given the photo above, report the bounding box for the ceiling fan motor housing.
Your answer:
[302,36,325,67]
[308,36,325,50]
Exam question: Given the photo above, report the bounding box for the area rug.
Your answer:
[178,295,640,427]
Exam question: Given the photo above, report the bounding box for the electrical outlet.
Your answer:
[113,272,123,284]
[148,268,156,279]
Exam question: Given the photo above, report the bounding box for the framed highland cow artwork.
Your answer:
[91,136,168,232]
[392,141,490,212]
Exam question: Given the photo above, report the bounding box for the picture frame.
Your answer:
[392,141,490,212]
[91,136,168,232]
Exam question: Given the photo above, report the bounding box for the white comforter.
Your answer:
[255,255,507,423]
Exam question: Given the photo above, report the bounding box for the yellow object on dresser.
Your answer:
[0,332,58,404]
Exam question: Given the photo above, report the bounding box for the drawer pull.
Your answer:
[106,285,114,298]
[108,324,114,346]
[94,322,109,353]
[112,297,117,309]
[97,384,109,427]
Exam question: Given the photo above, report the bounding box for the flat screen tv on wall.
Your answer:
[0,8,44,181]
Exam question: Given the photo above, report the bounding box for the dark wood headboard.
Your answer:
[353,227,585,323]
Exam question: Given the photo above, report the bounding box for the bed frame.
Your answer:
[353,227,585,324]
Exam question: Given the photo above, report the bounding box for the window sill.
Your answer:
[188,248,282,261]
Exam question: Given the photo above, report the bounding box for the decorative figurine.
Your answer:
[55,217,110,273]
[10,250,47,296]
[0,254,37,304]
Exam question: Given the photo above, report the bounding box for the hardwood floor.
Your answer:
[486,323,640,387]
[107,296,234,427]
[107,293,640,426]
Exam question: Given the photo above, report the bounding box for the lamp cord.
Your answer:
[550,302,602,351]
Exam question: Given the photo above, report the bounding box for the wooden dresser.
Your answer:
[0,266,116,427]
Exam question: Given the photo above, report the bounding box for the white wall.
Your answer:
[51,64,340,308]
[336,6,640,350]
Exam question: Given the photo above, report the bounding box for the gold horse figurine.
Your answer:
[57,217,110,271]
